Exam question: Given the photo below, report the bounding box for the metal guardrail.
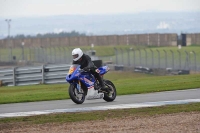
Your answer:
[0,64,71,86]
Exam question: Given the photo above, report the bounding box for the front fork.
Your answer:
[75,80,83,94]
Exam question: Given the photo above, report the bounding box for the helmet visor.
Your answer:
[72,54,78,59]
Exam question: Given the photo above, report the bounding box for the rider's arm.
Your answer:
[85,55,97,70]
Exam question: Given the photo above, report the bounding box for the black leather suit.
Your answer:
[72,54,104,88]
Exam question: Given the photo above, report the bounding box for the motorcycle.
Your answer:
[66,64,117,104]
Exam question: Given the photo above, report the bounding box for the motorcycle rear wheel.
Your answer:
[103,80,117,102]
[69,84,85,104]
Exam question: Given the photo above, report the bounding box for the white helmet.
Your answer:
[72,48,83,61]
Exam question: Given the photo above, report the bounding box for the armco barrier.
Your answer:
[0,64,71,86]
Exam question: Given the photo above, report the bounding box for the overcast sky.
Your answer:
[0,0,200,18]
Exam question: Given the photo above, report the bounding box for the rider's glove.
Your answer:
[95,69,100,73]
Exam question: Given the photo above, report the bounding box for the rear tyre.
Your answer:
[68,84,85,104]
[103,80,117,102]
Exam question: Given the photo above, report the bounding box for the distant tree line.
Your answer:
[8,30,86,39]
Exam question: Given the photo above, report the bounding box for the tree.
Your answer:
[12,31,86,39]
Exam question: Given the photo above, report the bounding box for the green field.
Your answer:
[0,71,200,104]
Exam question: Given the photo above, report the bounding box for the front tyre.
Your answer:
[103,80,117,102]
[68,84,85,104]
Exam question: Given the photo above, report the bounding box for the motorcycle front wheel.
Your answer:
[68,84,85,104]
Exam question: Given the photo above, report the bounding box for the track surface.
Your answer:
[0,88,200,114]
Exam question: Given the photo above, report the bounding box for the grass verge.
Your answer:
[0,72,200,104]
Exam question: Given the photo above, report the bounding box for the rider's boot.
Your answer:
[98,78,106,92]
[95,72,106,92]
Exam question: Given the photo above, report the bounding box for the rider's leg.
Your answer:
[93,72,105,90]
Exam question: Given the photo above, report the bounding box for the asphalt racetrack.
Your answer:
[0,88,200,118]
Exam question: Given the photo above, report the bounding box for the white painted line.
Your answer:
[0,99,200,118]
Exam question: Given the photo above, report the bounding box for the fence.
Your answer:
[0,47,200,72]
[0,47,73,64]
[0,64,70,86]
[112,48,199,72]
[0,33,178,48]
[0,46,199,86]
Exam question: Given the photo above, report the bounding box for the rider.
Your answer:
[71,48,105,91]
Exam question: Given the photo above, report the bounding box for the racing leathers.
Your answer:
[72,54,105,90]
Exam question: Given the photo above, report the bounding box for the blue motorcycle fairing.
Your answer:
[98,66,109,75]
[66,65,110,89]
[79,72,95,88]
[66,65,81,83]
[66,65,95,88]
